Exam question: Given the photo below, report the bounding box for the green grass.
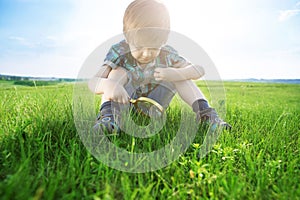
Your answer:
[0,81,299,199]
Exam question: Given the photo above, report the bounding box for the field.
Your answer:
[0,80,299,199]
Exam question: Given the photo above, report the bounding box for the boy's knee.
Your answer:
[108,67,129,85]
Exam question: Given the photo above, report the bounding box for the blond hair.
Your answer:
[123,0,170,32]
[123,0,170,47]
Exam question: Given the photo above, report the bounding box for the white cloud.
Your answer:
[278,9,300,22]
[8,36,36,48]
[8,35,62,49]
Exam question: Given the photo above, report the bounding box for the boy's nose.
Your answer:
[142,49,151,57]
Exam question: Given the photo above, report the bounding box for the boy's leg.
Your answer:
[94,68,129,133]
[101,67,129,104]
[173,80,231,129]
[173,80,206,106]
[146,82,177,109]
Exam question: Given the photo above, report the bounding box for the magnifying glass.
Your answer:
[129,97,164,117]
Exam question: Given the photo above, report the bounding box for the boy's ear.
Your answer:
[124,36,132,45]
[123,32,129,43]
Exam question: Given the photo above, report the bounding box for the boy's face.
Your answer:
[126,28,168,64]
[129,44,161,64]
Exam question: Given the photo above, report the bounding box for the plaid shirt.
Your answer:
[103,40,187,96]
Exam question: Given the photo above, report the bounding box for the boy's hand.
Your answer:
[154,67,185,82]
[103,81,130,104]
[154,65,204,82]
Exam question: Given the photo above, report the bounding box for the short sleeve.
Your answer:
[103,40,129,69]
[163,45,189,68]
[103,46,122,69]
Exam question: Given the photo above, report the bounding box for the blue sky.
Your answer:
[0,0,300,79]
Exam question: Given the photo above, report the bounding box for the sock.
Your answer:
[192,99,209,113]
[99,101,121,122]
[100,101,113,116]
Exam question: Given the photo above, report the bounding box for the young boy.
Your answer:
[88,0,231,133]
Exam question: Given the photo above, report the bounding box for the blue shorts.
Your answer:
[124,80,176,109]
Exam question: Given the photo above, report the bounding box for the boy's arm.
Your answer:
[88,65,130,104]
[154,64,204,82]
[88,65,112,94]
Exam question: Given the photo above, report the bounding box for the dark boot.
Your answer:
[93,101,121,134]
[192,99,232,130]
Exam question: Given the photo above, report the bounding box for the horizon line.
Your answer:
[0,73,299,80]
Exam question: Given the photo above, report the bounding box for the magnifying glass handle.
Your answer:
[129,99,137,104]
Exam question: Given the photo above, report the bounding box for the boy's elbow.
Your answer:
[88,77,99,94]
[88,78,94,93]
[193,65,205,79]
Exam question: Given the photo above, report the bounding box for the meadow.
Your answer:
[0,80,299,199]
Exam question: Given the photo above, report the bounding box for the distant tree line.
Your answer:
[0,74,76,82]
[0,75,29,81]
[13,80,57,87]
